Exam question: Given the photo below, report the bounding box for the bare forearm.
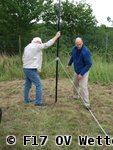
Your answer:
[51,35,60,43]
[40,31,61,49]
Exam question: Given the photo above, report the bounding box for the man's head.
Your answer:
[75,37,83,50]
[31,37,42,44]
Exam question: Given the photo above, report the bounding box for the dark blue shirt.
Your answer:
[68,46,92,76]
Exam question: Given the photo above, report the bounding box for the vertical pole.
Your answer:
[105,32,108,62]
[55,0,61,103]
[105,32,108,51]
[19,34,22,64]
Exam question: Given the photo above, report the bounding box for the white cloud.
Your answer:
[73,0,113,26]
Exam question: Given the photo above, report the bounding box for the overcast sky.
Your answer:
[72,0,113,26]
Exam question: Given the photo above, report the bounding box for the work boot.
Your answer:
[34,103,47,106]
[73,95,80,100]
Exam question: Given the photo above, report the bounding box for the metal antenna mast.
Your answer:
[55,0,61,103]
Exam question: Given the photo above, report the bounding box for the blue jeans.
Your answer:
[23,68,42,104]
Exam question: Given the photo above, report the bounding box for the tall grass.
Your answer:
[0,52,113,84]
[0,55,23,81]
[90,54,113,84]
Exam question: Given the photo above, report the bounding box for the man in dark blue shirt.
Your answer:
[67,37,92,109]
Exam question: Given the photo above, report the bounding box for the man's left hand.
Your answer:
[77,74,83,80]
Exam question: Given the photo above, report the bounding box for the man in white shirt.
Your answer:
[22,31,61,106]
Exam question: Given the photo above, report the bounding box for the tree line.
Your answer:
[0,0,113,55]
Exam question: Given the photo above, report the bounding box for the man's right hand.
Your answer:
[56,31,61,38]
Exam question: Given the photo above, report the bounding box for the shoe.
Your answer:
[34,103,47,106]
[24,99,31,103]
[29,100,35,103]
[85,105,91,110]
[24,99,34,103]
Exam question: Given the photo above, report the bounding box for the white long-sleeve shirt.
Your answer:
[22,39,54,72]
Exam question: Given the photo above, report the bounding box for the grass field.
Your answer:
[0,78,113,150]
